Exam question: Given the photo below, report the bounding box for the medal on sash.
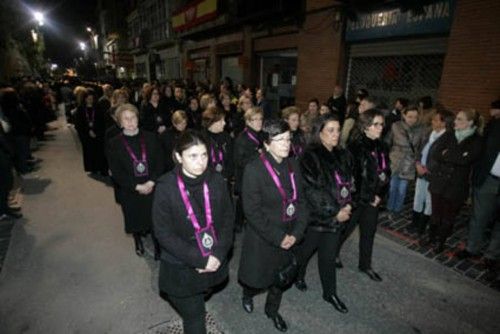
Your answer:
[177,172,217,257]
[260,154,298,222]
[156,116,163,124]
[86,108,95,129]
[334,170,352,206]
[210,144,224,173]
[371,151,388,183]
[121,134,149,177]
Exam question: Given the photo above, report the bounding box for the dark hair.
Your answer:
[145,86,160,102]
[308,98,319,106]
[356,88,369,99]
[435,109,454,127]
[262,119,290,144]
[491,99,500,109]
[202,106,225,128]
[396,97,409,109]
[356,108,385,134]
[418,96,433,109]
[309,114,340,145]
[82,88,96,102]
[362,95,378,107]
[173,130,208,163]
[403,105,419,114]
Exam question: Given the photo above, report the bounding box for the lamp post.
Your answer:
[31,11,46,77]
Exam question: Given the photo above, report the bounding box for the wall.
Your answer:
[438,0,500,117]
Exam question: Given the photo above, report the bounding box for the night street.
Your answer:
[0,122,498,333]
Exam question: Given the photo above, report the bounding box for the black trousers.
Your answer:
[243,285,283,316]
[296,229,341,296]
[340,205,379,270]
[429,192,463,243]
[168,293,206,334]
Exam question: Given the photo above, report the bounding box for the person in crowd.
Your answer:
[233,95,253,136]
[326,85,347,125]
[220,92,239,136]
[294,114,353,314]
[319,103,332,116]
[425,109,482,253]
[456,100,500,266]
[305,98,320,120]
[256,88,274,120]
[410,110,453,235]
[160,110,188,172]
[418,96,435,127]
[186,96,202,130]
[201,106,233,181]
[238,119,308,332]
[300,112,314,143]
[383,97,408,138]
[355,89,369,104]
[341,96,376,147]
[105,89,129,144]
[172,85,187,112]
[160,84,175,112]
[0,88,33,177]
[98,84,114,129]
[140,86,170,134]
[74,89,108,176]
[106,103,165,258]
[338,109,390,281]
[152,130,234,334]
[386,106,426,219]
[137,83,151,109]
[281,106,305,159]
[233,107,264,232]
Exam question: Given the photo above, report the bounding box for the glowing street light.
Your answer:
[86,27,93,33]
[79,41,87,51]
[33,11,44,26]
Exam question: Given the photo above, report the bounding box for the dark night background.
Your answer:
[26,0,98,67]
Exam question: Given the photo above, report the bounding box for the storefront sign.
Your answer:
[172,0,218,32]
[346,0,456,42]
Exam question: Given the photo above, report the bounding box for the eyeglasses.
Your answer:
[371,122,384,128]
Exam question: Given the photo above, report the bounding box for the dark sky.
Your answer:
[28,0,98,67]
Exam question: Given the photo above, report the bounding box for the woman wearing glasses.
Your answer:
[339,109,390,282]
[233,107,264,232]
[238,119,308,332]
[294,114,354,314]
[152,131,234,334]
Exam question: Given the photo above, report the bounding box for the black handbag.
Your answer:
[275,253,298,288]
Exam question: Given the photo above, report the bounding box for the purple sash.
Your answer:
[121,134,149,177]
[371,150,388,183]
[334,171,352,206]
[177,172,218,257]
[244,128,261,146]
[210,145,224,173]
[291,143,303,157]
[260,154,298,222]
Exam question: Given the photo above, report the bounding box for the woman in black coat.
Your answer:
[426,109,482,252]
[339,108,390,282]
[201,106,234,181]
[74,89,108,175]
[106,103,165,257]
[233,107,264,231]
[159,110,188,172]
[238,119,308,333]
[282,106,306,159]
[152,131,234,334]
[294,114,354,313]
[140,87,171,134]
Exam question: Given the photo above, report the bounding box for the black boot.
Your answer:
[133,233,144,256]
[417,215,430,236]
[408,211,421,233]
[152,235,161,261]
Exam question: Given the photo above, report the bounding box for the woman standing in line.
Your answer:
[294,114,354,314]
[338,109,390,282]
[281,106,306,159]
[153,131,234,334]
[106,104,165,258]
[159,110,188,172]
[238,119,308,332]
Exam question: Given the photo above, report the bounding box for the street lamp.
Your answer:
[34,11,44,26]
[79,41,87,51]
[86,27,92,33]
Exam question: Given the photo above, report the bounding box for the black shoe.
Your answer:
[335,257,344,268]
[242,297,253,313]
[323,294,348,313]
[359,268,382,282]
[294,279,307,292]
[266,313,287,332]
[134,235,144,257]
[455,249,477,260]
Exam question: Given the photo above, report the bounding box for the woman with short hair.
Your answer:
[153,130,234,334]
[159,110,188,172]
[282,106,306,159]
[238,119,308,332]
[106,103,165,257]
